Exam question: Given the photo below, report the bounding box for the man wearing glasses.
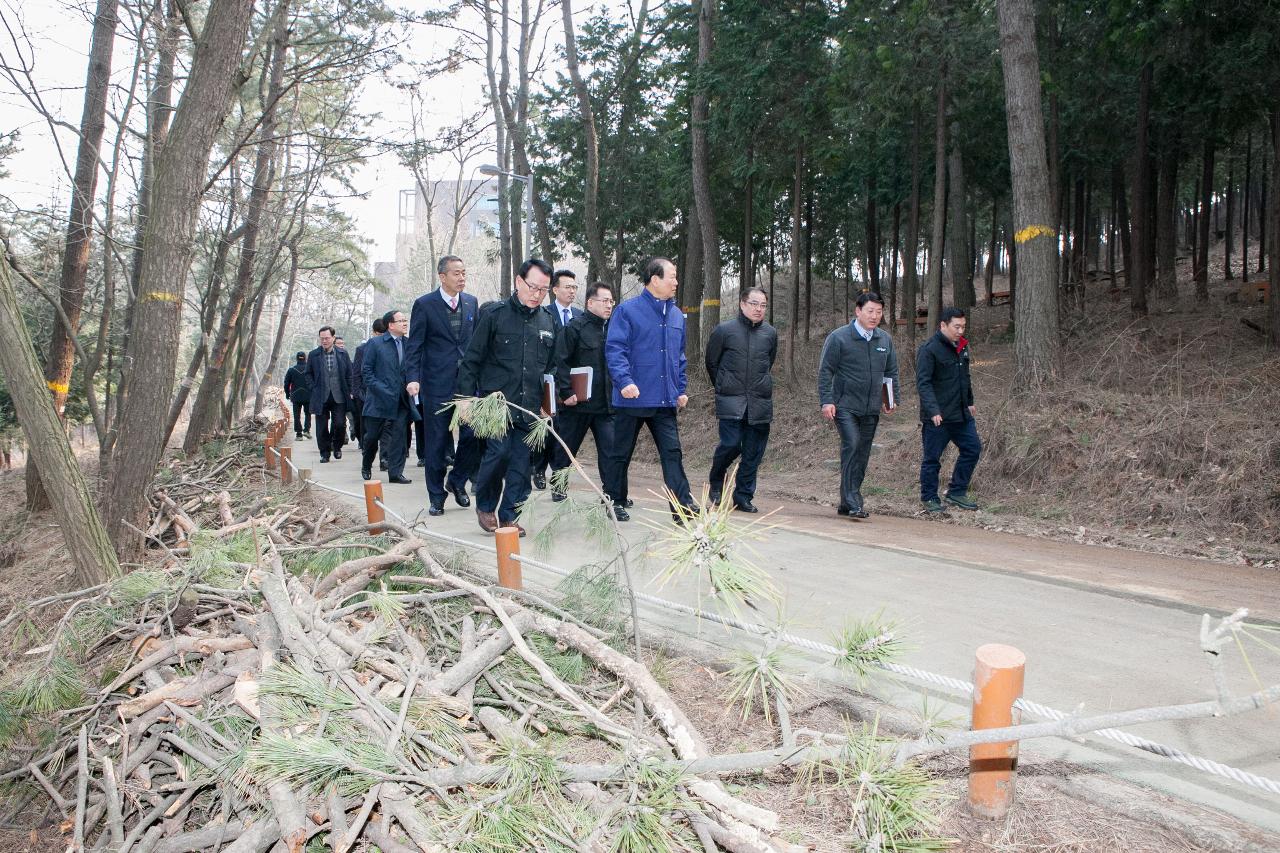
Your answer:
[550,282,620,504]
[455,259,559,535]
[705,287,777,512]
[531,269,582,490]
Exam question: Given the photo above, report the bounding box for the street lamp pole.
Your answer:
[479,164,534,261]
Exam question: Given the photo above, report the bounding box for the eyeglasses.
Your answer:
[744,301,767,308]
[589,296,615,304]
[521,283,550,294]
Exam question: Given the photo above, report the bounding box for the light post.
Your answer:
[479,163,534,262]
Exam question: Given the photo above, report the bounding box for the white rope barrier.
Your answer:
[319,480,1280,797]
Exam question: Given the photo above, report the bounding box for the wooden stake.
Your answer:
[264,436,277,473]
[279,447,292,484]
[968,643,1026,818]
[495,527,522,590]
[363,481,385,534]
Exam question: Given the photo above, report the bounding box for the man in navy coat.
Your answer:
[360,309,420,484]
[531,269,582,489]
[306,325,352,463]
[405,255,481,515]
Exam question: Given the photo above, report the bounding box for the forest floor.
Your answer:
[650,255,1279,567]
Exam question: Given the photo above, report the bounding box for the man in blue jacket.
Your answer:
[360,310,420,484]
[916,306,981,513]
[605,257,695,521]
[405,255,481,516]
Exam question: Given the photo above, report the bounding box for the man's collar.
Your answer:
[555,301,573,311]
[737,311,761,328]
[852,319,875,339]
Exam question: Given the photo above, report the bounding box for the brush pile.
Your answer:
[0,414,954,853]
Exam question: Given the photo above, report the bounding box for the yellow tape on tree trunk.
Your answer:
[1014,224,1055,244]
[46,380,69,394]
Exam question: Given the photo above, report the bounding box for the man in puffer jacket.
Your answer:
[605,257,695,519]
[916,306,981,513]
[705,287,777,513]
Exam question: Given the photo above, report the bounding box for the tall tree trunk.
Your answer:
[105,0,255,556]
[1129,62,1153,315]
[683,205,704,363]
[985,194,998,304]
[1269,110,1279,347]
[890,200,902,320]
[947,121,974,309]
[1155,144,1179,299]
[925,74,948,331]
[1070,175,1086,306]
[741,143,754,292]
[1261,146,1268,274]
[767,217,775,326]
[997,0,1060,388]
[1113,162,1132,290]
[184,5,288,455]
[785,143,802,381]
[691,0,721,331]
[560,2,611,283]
[255,232,303,415]
[0,261,119,584]
[27,0,119,511]
[1195,138,1215,299]
[803,186,813,341]
[844,219,854,323]
[1224,143,1235,280]
[902,106,922,345]
[865,173,880,293]
[1243,132,1252,282]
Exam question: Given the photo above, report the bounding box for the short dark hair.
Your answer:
[295,351,306,360]
[553,269,577,287]
[437,255,462,274]
[855,291,884,310]
[372,317,388,334]
[517,258,554,281]
[319,325,336,337]
[586,282,613,301]
[741,287,768,303]
[380,309,402,328]
[642,256,673,285]
[940,306,967,325]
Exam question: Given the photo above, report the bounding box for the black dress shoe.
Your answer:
[851,509,870,519]
[320,456,330,463]
[532,471,547,490]
[416,458,425,467]
[733,501,759,513]
[361,469,371,480]
[444,454,454,468]
[428,503,444,516]
[551,490,567,502]
[389,475,412,484]
[450,484,471,507]
[333,449,342,459]
[379,461,388,471]
[624,498,634,508]
[610,504,630,522]
[708,492,722,507]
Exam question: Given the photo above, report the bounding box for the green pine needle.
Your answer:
[242,732,395,797]
[832,612,909,683]
[257,664,355,712]
[723,645,806,724]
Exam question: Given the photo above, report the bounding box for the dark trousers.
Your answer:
[474,425,532,524]
[833,410,879,512]
[423,398,479,506]
[315,399,347,457]
[291,400,311,436]
[920,416,982,502]
[531,421,554,477]
[410,409,427,462]
[363,409,409,478]
[614,407,692,507]
[348,400,363,448]
[709,416,771,506]
[550,409,621,500]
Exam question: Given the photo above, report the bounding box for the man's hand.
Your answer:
[882,402,896,415]
[931,414,943,426]
[821,403,836,421]
[676,394,688,409]
[968,405,977,417]
[455,397,473,418]
[562,394,578,407]
[406,381,420,396]
[621,384,640,399]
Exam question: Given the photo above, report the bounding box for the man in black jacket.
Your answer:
[550,281,621,507]
[705,288,777,513]
[360,310,420,484]
[916,306,981,513]
[306,326,352,463]
[350,318,386,451]
[817,291,899,519]
[455,259,558,535]
[283,352,312,439]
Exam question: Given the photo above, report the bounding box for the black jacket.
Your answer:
[817,322,900,416]
[456,293,558,426]
[283,363,311,404]
[915,330,974,424]
[705,312,777,424]
[554,311,612,415]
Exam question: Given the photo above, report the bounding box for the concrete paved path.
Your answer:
[284,435,1280,833]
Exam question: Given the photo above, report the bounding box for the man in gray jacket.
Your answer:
[705,287,777,512]
[817,291,899,519]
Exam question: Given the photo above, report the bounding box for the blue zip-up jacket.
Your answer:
[605,288,687,409]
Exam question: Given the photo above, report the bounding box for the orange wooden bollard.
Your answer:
[264,436,277,472]
[279,446,292,484]
[968,643,1026,819]
[494,527,522,590]
[363,481,385,533]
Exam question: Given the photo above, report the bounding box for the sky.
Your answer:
[0,0,547,266]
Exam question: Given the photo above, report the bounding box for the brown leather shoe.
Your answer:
[511,523,527,538]
[476,510,499,533]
